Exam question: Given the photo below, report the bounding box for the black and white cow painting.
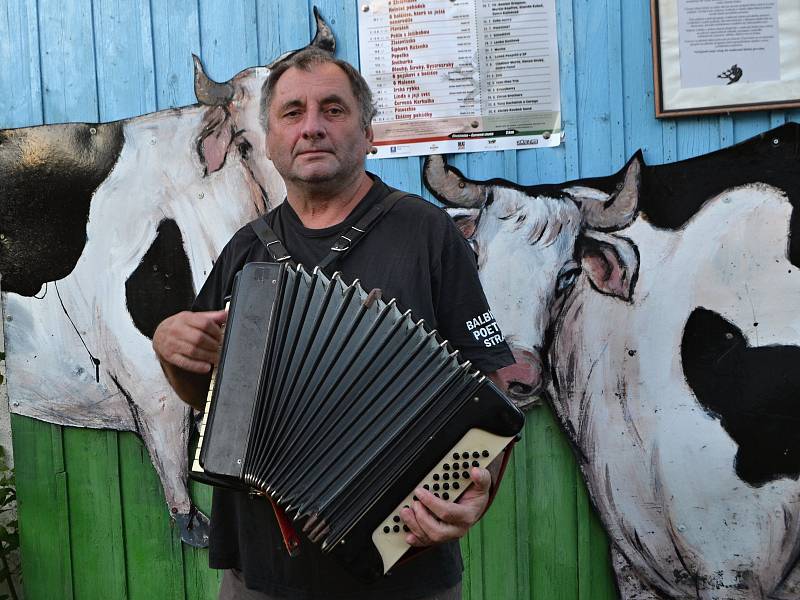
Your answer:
[424,123,800,599]
[0,9,334,547]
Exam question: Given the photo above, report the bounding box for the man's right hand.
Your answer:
[152,309,227,409]
[153,310,227,373]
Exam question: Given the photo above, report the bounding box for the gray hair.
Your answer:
[260,47,377,131]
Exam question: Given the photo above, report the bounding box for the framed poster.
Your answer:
[651,0,800,117]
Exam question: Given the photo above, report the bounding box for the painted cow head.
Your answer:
[423,154,642,407]
[192,7,335,208]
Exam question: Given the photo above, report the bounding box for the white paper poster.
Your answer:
[358,0,562,158]
[678,0,780,89]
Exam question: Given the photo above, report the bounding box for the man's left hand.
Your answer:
[399,467,491,547]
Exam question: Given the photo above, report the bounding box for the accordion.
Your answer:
[190,262,524,579]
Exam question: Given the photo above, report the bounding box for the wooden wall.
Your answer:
[2,1,798,598]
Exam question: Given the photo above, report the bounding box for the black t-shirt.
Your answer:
[193,175,513,599]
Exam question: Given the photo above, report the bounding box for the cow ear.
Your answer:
[197,106,234,175]
[445,208,481,239]
[579,231,639,301]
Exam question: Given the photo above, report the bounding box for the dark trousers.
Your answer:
[218,569,462,600]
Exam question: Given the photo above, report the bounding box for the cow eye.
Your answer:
[237,139,252,160]
[556,266,581,295]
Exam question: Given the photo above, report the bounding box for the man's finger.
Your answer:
[410,499,462,543]
[171,354,214,374]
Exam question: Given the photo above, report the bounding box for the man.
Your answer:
[153,47,514,599]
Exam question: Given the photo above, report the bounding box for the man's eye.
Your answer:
[327,107,344,116]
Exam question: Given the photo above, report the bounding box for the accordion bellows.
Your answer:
[191,262,524,579]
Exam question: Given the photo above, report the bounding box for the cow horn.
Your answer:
[193,55,234,106]
[422,154,487,208]
[310,7,336,54]
[580,153,641,230]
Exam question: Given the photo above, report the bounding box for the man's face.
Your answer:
[265,63,373,187]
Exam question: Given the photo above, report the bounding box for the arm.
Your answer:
[152,309,227,411]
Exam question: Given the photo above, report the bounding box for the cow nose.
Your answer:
[494,348,543,408]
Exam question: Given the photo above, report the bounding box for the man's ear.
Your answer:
[445,208,481,239]
[197,106,234,175]
[579,230,640,301]
[365,125,375,155]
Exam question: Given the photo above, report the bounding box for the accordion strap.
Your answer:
[249,190,409,271]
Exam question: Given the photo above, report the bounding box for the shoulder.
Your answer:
[380,186,456,232]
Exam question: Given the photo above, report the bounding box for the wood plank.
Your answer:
[478,454,521,599]
[576,475,617,600]
[558,0,580,179]
[118,432,187,600]
[622,1,669,165]
[0,0,43,127]
[733,112,771,144]
[314,0,359,64]
[606,0,625,167]
[526,405,580,600]
[36,0,99,123]
[92,0,157,120]
[181,475,220,598]
[63,428,128,600]
[256,0,311,65]
[198,0,258,82]
[150,0,201,109]
[573,0,611,177]
[12,416,73,600]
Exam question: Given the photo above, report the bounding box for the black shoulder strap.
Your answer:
[317,190,408,270]
[249,214,296,267]
[248,190,409,271]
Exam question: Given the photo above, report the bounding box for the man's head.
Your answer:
[261,48,377,192]
[261,48,376,132]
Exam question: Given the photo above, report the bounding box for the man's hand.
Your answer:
[400,466,491,547]
[152,309,227,409]
[153,310,227,373]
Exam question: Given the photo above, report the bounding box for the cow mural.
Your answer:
[0,9,334,546]
[424,124,800,599]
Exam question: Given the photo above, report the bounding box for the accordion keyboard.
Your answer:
[371,428,513,574]
[191,303,227,476]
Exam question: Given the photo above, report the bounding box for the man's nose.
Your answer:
[301,109,326,139]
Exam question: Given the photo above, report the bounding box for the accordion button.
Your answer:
[423,484,430,490]
[461,452,470,459]
[443,483,450,490]
[453,482,460,489]
[443,473,450,480]
[443,493,450,500]
[393,525,400,533]
[393,515,400,523]
[434,493,440,498]
[472,451,480,459]
[462,471,470,479]
[452,453,460,460]
[433,474,440,481]
[383,526,390,534]
[403,525,409,532]
[433,484,440,491]
[413,495,419,501]
[472,460,480,467]
[452,462,460,470]
[453,472,460,479]
[462,462,469,469]
[442,463,450,470]
[482,450,490,457]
